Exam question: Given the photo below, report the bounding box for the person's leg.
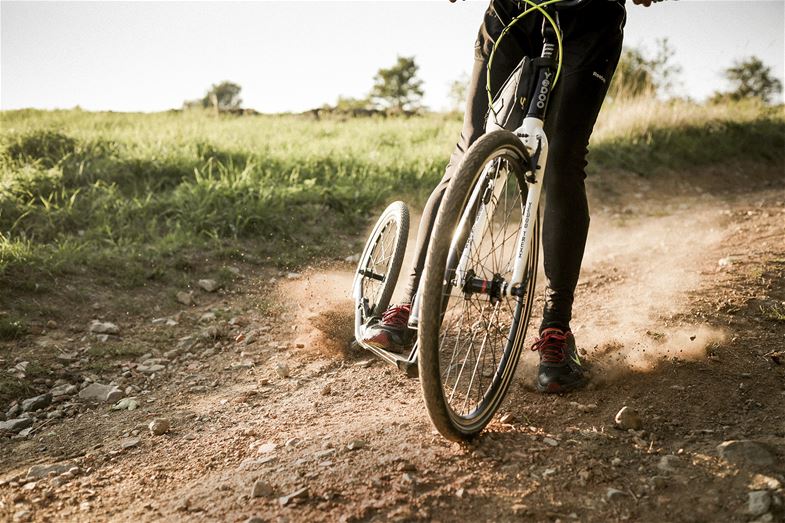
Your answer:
[401,2,537,304]
[538,4,626,333]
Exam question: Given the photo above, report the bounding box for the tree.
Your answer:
[713,56,782,104]
[607,39,681,100]
[205,81,242,111]
[370,56,425,113]
[448,73,469,113]
[183,81,242,111]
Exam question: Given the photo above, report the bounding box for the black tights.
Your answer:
[402,0,625,332]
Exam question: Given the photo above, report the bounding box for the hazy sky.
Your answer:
[1,1,783,113]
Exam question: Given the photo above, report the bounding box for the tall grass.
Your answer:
[1,100,783,293]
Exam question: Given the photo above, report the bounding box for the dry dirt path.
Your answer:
[1,177,784,523]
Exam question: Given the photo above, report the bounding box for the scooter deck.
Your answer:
[353,325,419,378]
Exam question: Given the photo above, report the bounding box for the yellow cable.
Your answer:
[486,0,565,112]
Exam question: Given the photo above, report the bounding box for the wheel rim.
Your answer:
[359,220,399,317]
[437,150,534,428]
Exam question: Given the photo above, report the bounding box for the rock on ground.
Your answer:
[89,320,119,335]
[21,393,51,412]
[198,279,220,292]
[79,383,125,403]
[278,487,308,506]
[176,291,194,305]
[27,462,74,479]
[747,490,772,516]
[614,406,642,430]
[50,384,78,397]
[149,418,171,436]
[716,440,776,468]
[0,418,33,433]
[251,480,273,498]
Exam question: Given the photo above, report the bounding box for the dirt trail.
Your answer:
[1,174,784,522]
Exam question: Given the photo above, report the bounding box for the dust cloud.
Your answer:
[282,203,730,381]
[554,206,728,379]
[277,269,356,357]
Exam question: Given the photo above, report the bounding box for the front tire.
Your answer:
[418,131,539,441]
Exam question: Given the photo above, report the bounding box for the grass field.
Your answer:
[1,98,783,302]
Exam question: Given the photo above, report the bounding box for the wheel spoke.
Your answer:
[435,146,534,422]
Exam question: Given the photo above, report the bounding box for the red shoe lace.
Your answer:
[380,304,411,329]
[531,328,569,363]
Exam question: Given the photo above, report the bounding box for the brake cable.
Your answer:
[486,0,565,111]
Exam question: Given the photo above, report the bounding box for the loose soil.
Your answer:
[1,166,784,522]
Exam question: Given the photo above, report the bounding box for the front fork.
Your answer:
[463,117,548,298]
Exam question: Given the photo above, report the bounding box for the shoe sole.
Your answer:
[536,376,587,394]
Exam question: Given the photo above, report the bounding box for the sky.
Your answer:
[1,0,783,113]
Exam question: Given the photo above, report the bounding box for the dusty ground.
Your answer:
[1,166,784,522]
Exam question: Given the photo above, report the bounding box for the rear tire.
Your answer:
[418,131,539,441]
[353,202,409,336]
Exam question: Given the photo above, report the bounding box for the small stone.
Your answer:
[499,413,516,424]
[511,504,527,516]
[606,488,627,501]
[614,406,642,430]
[198,279,219,293]
[320,383,332,396]
[251,479,273,498]
[355,359,374,368]
[649,475,668,490]
[278,487,308,506]
[657,455,681,472]
[176,291,193,306]
[347,440,366,451]
[26,462,73,479]
[611,457,622,467]
[50,384,77,397]
[47,409,64,419]
[111,397,139,411]
[105,387,125,403]
[6,404,21,418]
[275,363,290,378]
[542,437,559,447]
[0,418,34,432]
[121,437,141,449]
[257,442,277,454]
[576,402,598,413]
[718,256,737,267]
[344,254,360,263]
[137,364,166,374]
[285,272,300,280]
[21,393,52,412]
[149,418,171,436]
[314,449,335,459]
[79,383,123,403]
[747,490,772,516]
[89,320,119,334]
[717,440,775,468]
